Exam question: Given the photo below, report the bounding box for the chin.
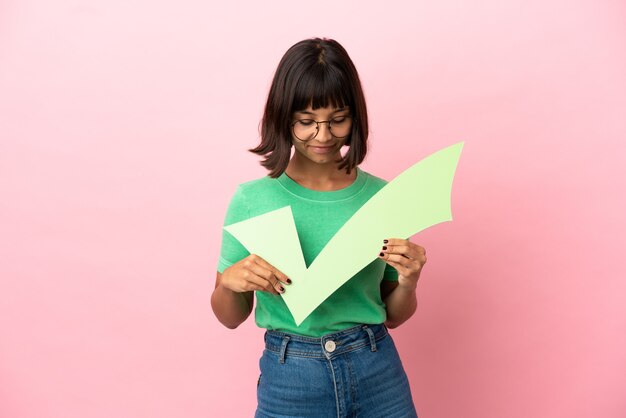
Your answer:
[311,155,341,165]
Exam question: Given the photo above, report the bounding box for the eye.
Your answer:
[331,116,351,124]
[298,119,315,126]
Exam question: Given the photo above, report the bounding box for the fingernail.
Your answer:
[383,239,388,243]
[379,252,384,257]
[286,278,292,284]
[382,246,387,250]
[279,286,285,292]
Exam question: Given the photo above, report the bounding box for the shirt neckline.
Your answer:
[276,167,367,201]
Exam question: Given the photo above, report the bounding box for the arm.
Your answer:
[381,280,418,329]
[211,272,254,329]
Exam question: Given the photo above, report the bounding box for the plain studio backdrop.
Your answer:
[1,1,625,417]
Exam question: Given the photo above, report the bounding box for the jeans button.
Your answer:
[324,340,336,352]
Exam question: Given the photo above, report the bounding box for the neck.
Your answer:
[285,154,357,191]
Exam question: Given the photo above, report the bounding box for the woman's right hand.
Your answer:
[220,254,291,295]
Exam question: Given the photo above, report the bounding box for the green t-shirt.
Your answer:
[217,167,398,337]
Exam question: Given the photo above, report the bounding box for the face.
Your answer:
[290,104,352,166]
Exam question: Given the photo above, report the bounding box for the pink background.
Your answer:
[1,1,625,417]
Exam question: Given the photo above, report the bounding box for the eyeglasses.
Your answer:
[291,116,353,141]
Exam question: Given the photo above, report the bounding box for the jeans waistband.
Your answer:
[264,323,388,362]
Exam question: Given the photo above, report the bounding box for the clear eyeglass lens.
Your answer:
[293,117,352,141]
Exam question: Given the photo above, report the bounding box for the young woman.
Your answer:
[211,37,427,418]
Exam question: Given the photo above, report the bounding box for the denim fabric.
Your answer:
[254,323,418,418]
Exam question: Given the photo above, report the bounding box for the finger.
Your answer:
[241,269,282,295]
[379,252,413,267]
[381,255,425,279]
[381,244,417,260]
[249,254,292,285]
[382,238,410,247]
[245,262,286,294]
[243,282,274,293]
[382,240,426,258]
[381,253,426,277]
[379,258,412,278]
[383,239,425,252]
[239,258,281,294]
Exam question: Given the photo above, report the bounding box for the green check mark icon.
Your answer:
[224,141,464,325]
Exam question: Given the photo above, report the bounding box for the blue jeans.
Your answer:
[255,323,418,418]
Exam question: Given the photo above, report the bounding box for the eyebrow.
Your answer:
[295,106,350,116]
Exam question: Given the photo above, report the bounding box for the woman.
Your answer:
[211,37,426,418]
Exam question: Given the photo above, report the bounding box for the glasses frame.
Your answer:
[290,115,354,142]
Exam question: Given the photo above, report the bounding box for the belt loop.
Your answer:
[363,325,377,352]
[279,336,290,364]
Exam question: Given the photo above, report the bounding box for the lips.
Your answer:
[308,145,336,154]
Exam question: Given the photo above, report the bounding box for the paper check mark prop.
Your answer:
[225,142,464,325]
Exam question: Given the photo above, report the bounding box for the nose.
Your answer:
[315,121,333,142]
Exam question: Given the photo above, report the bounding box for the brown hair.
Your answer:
[249,37,369,178]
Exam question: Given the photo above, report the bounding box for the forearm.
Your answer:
[383,283,417,329]
[211,283,253,329]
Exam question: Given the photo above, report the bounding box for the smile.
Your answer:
[308,145,336,154]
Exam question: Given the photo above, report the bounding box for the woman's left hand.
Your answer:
[378,238,427,290]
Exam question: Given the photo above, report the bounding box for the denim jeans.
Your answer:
[254,323,418,418]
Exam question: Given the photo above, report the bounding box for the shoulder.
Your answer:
[359,169,389,190]
[223,176,275,223]
[227,174,282,210]
[231,175,278,201]
[225,175,270,205]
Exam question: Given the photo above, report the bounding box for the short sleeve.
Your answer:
[382,263,399,281]
[217,186,251,273]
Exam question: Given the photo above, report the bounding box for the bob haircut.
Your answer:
[250,37,369,178]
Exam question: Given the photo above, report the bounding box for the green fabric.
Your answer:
[217,167,398,337]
